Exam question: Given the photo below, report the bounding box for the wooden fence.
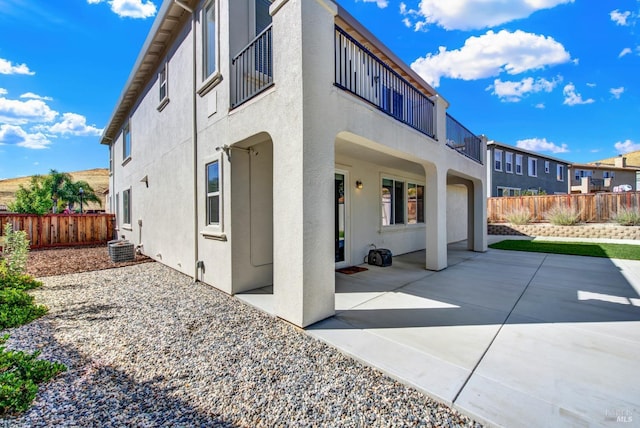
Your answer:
[0,213,115,249]
[488,192,640,223]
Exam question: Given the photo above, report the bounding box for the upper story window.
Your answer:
[603,171,615,179]
[203,1,217,79]
[255,0,272,35]
[528,157,538,177]
[505,152,513,173]
[123,122,131,161]
[515,154,523,175]
[494,149,503,171]
[575,169,593,181]
[545,161,550,174]
[159,61,168,103]
[207,161,220,225]
[557,165,565,181]
[109,145,113,174]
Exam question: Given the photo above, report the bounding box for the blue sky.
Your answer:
[1,0,639,179]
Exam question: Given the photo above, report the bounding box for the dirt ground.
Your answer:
[24,245,153,278]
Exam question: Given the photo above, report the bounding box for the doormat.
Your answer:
[336,266,369,275]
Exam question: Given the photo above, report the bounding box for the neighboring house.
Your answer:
[101,0,487,328]
[486,141,570,196]
[571,156,640,193]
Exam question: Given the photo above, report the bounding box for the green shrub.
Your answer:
[504,207,532,225]
[0,335,66,416]
[613,207,640,226]
[0,271,42,292]
[1,223,30,277]
[545,205,581,226]
[0,289,48,330]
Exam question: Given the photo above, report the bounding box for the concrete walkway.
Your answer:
[304,240,640,427]
[238,237,640,427]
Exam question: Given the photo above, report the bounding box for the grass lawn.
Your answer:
[489,240,640,261]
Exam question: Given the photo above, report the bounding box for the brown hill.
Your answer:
[0,168,109,211]
[589,150,640,167]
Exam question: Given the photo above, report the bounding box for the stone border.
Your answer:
[488,223,640,240]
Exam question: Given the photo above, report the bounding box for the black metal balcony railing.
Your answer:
[334,26,435,138]
[231,24,273,108]
[446,113,483,164]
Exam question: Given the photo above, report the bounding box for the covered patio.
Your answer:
[239,239,640,426]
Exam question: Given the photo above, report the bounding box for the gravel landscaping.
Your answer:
[1,259,480,427]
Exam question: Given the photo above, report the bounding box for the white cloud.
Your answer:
[403,0,573,31]
[488,76,562,102]
[517,137,569,154]
[586,82,596,88]
[88,0,157,19]
[535,103,545,109]
[610,87,625,99]
[0,88,7,96]
[562,83,594,106]
[0,97,58,125]
[590,149,600,153]
[619,47,633,58]
[358,0,388,8]
[0,124,51,149]
[614,139,640,154]
[0,58,35,75]
[411,30,571,87]
[47,113,103,136]
[610,9,631,26]
[20,92,53,101]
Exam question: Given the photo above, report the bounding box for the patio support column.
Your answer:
[469,178,488,252]
[424,163,448,271]
[270,0,337,327]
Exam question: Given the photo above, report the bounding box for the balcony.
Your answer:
[229,20,483,166]
[231,24,274,109]
[446,114,483,164]
[334,26,435,138]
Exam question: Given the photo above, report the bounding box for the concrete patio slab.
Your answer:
[456,320,640,427]
[307,244,640,427]
[240,239,640,427]
[308,316,471,403]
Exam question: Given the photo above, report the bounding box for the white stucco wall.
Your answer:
[446,184,468,243]
[110,23,195,277]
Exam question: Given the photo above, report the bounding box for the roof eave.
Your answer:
[100,0,193,145]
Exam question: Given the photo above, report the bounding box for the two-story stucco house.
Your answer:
[571,156,640,193]
[101,0,487,328]
[486,141,570,196]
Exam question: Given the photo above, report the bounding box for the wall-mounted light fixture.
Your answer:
[356,180,363,189]
[215,145,257,162]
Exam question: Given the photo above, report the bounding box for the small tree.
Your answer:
[8,176,50,215]
[0,223,30,277]
[44,170,73,214]
[521,188,547,196]
[7,170,102,214]
[61,180,101,212]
